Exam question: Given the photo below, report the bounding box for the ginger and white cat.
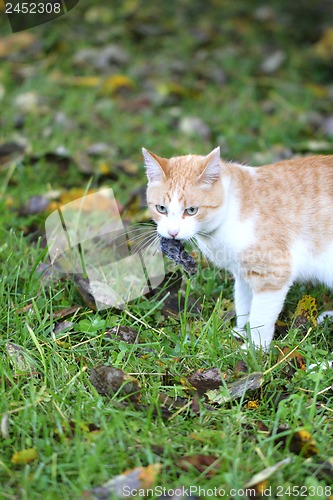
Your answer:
[143,147,333,350]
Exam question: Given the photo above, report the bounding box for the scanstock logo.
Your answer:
[5,0,79,32]
[45,189,166,310]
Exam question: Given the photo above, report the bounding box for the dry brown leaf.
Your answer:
[105,325,139,344]
[234,360,248,377]
[89,365,141,402]
[188,367,228,395]
[245,457,291,489]
[52,305,81,320]
[277,347,306,378]
[84,464,161,499]
[206,372,264,404]
[289,430,319,457]
[176,455,219,476]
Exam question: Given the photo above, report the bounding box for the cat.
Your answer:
[143,146,333,351]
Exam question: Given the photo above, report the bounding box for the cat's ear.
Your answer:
[198,147,221,185]
[142,148,167,183]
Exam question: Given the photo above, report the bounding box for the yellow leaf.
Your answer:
[294,295,317,326]
[247,400,260,410]
[11,448,38,464]
[255,480,269,495]
[71,76,101,87]
[100,75,135,95]
[98,162,112,175]
[137,463,162,489]
[156,82,188,98]
[305,83,329,98]
[314,28,333,60]
[289,430,319,457]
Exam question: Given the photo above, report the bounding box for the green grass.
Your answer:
[1,1,333,498]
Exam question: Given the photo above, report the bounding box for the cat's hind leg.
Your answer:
[246,284,291,350]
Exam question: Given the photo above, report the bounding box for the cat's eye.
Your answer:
[156,205,168,214]
[184,207,198,216]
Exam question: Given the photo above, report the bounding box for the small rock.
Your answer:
[54,111,75,131]
[260,50,285,73]
[73,45,129,72]
[19,195,49,215]
[14,91,45,113]
[86,142,115,156]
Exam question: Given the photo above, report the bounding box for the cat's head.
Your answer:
[143,147,224,240]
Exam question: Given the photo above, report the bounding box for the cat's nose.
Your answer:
[168,229,179,238]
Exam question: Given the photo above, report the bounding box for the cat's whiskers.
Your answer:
[130,232,159,254]
[138,234,161,258]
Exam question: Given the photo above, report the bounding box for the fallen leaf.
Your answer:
[53,321,75,335]
[105,325,139,343]
[244,457,292,488]
[158,392,190,410]
[52,305,81,320]
[89,365,141,402]
[176,455,219,476]
[234,360,248,377]
[247,400,260,410]
[289,430,319,457]
[188,367,228,395]
[99,74,135,95]
[69,76,101,87]
[314,28,333,60]
[11,448,38,465]
[293,295,318,327]
[5,343,37,374]
[255,420,269,433]
[277,347,306,378]
[0,141,26,166]
[206,372,264,404]
[85,464,161,499]
[55,420,101,441]
[74,276,98,310]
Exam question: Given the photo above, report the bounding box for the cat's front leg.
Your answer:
[246,285,290,350]
[234,276,252,329]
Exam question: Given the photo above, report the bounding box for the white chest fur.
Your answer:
[195,192,256,274]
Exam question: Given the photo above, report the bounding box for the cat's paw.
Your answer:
[317,311,333,324]
[232,326,247,341]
